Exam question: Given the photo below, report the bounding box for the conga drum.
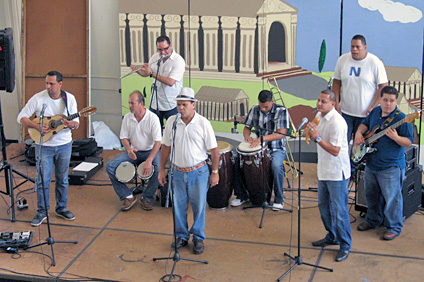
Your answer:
[237,141,272,206]
[137,161,154,181]
[115,161,136,183]
[206,141,234,209]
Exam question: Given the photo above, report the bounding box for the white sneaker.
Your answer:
[272,202,284,211]
[231,198,247,207]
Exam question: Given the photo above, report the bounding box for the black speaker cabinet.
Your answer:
[0,28,15,93]
[355,165,422,220]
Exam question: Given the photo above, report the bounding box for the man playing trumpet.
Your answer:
[131,35,185,128]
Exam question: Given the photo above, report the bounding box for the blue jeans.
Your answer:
[270,150,286,204]
[150,107,178,129]
[172,163,210,241]
[35,142,72,215]
[364,166,404,235]
[342,113,365,143]
[106,150,160,202]
[318,178,352,251]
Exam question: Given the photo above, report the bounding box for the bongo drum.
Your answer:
[115,161,136,183]
[237,141,272,206]
[206,141,234,209]
[137,161,154,181]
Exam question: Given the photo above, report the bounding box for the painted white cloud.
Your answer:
[358,0,422,23]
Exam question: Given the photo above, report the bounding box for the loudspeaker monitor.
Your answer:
[0,28,15,93]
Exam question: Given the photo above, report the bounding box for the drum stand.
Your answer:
[153,120,208,282]
[277,129,332,280]
[26,113,78,266]
[243,134,292,229]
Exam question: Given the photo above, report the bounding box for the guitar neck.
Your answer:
[52,112,81,127]
[367,118,406,144]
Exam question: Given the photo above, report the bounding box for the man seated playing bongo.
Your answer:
[106,90,162,211]
[231,90,290,210]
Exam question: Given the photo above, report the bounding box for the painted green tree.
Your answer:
[318,39,326,73]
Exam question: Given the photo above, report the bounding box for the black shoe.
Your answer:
[31,213,47,227]
[55,210,76,221]
[335,250,349,262]
[193,239,204,255]
[311,238,339,247]
[357,222,373,231]
[171,238,188,249]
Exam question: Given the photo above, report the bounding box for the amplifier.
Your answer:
[355,165,422,220]
[404,145,418,174]
[69,157,103,185]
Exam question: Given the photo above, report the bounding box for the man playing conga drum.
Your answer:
[232,90,289,210]
[106,90,162,211]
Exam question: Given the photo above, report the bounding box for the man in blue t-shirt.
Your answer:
[354,86,414,241]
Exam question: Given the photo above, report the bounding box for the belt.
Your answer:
[172,161,206,172]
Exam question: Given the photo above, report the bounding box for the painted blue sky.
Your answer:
[283,0,424,73]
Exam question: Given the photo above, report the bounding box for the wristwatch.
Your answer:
[150,70,154,78]
[314,135,322,143]
[212,170,219,174]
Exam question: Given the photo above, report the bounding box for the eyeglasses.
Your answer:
[157,46,170,52]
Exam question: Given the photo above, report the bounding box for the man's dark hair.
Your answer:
[157,35,171,45]
[131,90,145,104]
[258,90,273,103]
[321,89,337,102]
[46,70,63,82]
[352,34,366,46]
[381,86,399,99]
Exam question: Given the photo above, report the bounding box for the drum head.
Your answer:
[237,141,265,154]
[116,161,136,183]
[137,161,154,180]
[207,141,232,155]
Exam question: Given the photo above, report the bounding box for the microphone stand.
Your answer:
[242,125,293,228]
[26,114,78,266]
[277,128,332,280]
[153,117,208,282]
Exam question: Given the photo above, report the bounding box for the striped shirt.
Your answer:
[244,103,289,151]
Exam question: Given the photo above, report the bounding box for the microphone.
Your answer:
[40,103,47,118]
[231,115,239,134]
[173,113,181,129]
[157,54,166,65]
[297,117,308,132]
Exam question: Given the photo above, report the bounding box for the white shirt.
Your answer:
[149,50,185,111]
[316,108,351,181]
[17,90,79,146]
[120,109,161,151]
[334,52,388,117]
[162,112,217,167]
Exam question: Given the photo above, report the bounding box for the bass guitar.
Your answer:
[28,106,97,143]
[351,111,420,165]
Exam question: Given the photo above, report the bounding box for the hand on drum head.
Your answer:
[141,160,153,177]
[249,138,261,148]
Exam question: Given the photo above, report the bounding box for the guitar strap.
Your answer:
[381,108,401,129]
[60,90,70,116]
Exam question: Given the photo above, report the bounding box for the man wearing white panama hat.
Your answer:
[159,87,219,255]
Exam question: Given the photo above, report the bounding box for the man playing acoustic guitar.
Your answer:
[17,70,79,226]
[354,86,414,241]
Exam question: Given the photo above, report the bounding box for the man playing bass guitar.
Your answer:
[354,86,414,241]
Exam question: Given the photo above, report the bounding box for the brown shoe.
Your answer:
[140,197,153,211]
[121,196,137,211]
[357,222,373,231]
[382,231,398,241]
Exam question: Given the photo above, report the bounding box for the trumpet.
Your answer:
[120,66,143,79]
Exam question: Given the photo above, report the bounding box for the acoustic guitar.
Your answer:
[28,106,97,143]
[351,111,420,165]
